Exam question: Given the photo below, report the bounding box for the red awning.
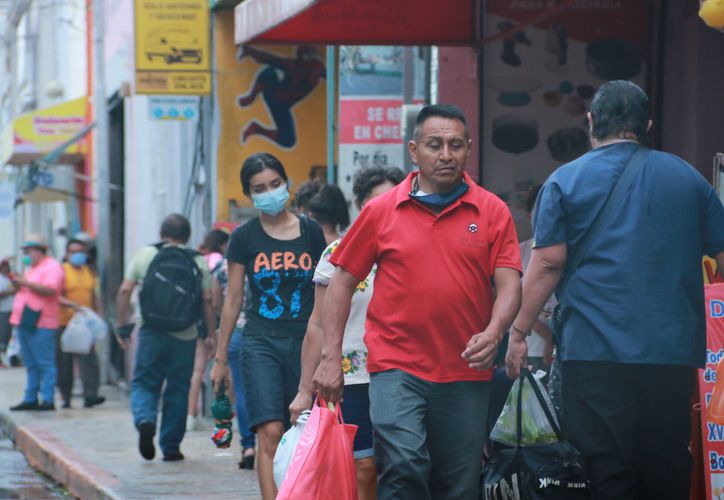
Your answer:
[234,0,479,46]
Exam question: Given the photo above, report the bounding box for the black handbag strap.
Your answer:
[516,368,563,447]
[559,145,650,295]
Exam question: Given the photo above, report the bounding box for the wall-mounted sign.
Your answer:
[700,284,724,499]
[148,96,199,120]
[0,97,88,165]
[134,0,211,95]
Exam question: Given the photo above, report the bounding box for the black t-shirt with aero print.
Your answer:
[226,216,327,337]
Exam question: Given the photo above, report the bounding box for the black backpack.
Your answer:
[139,243,203,332]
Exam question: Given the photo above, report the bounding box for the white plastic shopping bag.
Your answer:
[7,328,21,359]
[273,410,311,488]
[78,307,109,342]
[61,309,100,354]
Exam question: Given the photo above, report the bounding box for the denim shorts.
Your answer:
[240,335,303,431]
[339,383,374,459]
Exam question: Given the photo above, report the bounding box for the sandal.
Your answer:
[239,447,255,469]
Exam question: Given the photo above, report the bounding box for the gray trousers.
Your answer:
[56,327,100,402]
[0,311,11,349]
[369,369,490,500]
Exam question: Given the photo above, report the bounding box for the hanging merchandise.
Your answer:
[700,0,724,29]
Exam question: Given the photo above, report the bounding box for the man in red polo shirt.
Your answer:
[313,104,522,499]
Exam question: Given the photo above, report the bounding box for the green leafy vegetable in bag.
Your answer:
[490,371,560,446]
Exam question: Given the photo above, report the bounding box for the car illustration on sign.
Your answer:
[145,29,202,65]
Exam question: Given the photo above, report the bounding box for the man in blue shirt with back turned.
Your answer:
[506,80,724,500]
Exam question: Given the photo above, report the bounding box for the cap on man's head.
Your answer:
[22,233,48,250]
[73,232,93,244]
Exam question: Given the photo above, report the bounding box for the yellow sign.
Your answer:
[214,9,327,222]
[0,97,88,165]
[134,0,211,95]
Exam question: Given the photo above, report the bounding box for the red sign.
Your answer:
[699,283,724,499]
[338,99,404,145]
[234,0,476,46]
[234,0,316,44]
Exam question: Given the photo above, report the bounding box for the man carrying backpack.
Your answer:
[115,214,216,462]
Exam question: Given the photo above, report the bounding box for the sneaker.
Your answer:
[9,355,22,367]
[10,401,39,411]
[138,421,156,461]
[186,415,197,432]
[62,401,71,409]
[84,396,106,408]
[162,451,184,462]
[37,402,56,411]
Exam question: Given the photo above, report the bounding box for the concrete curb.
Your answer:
[1,413,121,500]
[0,410,17,441]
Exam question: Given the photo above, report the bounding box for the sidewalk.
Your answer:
[0,367,261,500]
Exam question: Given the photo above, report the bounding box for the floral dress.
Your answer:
[313,239,375,386]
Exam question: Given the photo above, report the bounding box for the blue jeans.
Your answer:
[369,369,490,500]
[131,328,196,454]
[227,327,255,449]
[16,326,57,404]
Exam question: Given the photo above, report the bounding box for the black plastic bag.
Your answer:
[481,369,592,500]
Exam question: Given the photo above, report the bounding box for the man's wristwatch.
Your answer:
[214,358,228,365]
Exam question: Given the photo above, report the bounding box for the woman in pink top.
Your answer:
[8,234,64,411]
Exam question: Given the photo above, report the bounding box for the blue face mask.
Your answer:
[251,184,290,216]
[22,255,32,267]
[410,180,469,209]
[69,252,87,267]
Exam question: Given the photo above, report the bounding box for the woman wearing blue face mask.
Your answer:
[211,152,326,499]
[57,239,105,409]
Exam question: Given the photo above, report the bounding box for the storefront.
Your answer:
[229,2,724,499]
[0,96,93,257]
[230,0,654,236]
[226,0,483,218]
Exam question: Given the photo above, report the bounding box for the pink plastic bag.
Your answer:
[277,398,358,500]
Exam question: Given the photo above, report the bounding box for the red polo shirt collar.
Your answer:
[394,171,480,215]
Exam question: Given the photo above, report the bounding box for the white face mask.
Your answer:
[251,184,290,215]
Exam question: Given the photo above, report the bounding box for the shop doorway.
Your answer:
[107,92,125,381]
